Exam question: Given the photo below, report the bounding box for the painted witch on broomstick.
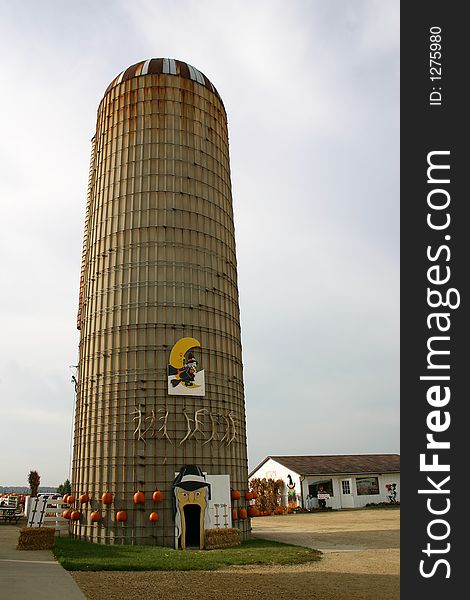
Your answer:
[169,353,198,388]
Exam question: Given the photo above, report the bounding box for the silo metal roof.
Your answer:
[102,58,223,107]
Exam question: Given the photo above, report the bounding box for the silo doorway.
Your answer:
[184,504,201,548]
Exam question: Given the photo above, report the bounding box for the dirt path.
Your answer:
[252,508,400,550]
[72,508,400,600]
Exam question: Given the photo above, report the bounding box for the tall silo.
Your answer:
[72,58,250,547]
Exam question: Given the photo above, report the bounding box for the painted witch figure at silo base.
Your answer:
[173,465,211,549]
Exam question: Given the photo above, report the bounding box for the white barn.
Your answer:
[249,454,400,510]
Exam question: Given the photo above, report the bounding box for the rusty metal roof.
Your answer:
[102,58,223,106]
[249,454,400,478]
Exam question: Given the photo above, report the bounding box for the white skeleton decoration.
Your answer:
[131,405,146,443]
[144,410,157,437]
[179,409,194,446]
[189,408,207,441]
[220,412,237,446]
[130,407,238,446]
[157,409,172,444]
[203,412,220,446]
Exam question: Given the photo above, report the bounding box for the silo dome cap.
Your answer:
[102,58,224,107]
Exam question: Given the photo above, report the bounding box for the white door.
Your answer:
[340,479,355,508]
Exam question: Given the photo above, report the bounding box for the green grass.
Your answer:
[53,537,321,571]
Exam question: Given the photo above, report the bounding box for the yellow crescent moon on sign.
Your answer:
[169,337,201,369]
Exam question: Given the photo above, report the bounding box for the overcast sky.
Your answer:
[0,0,399,487]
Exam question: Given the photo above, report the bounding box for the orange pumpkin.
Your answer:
[66,495,75,505]
[149,511,159,522]
[90,511,102,523]
[239,508,247,520]
[251,491,258,499]
[152,490,163,503]
[231,489,241,500]
[102,491,113,505]
[133,491,145,505]
[70,510,81,521]
[62,494,69,503]
[248,507,257,517]
[79,493,90,504]
[62,509,72,519]
[116,511,127,523]
[232,508,238,521]
[245,491,253,501]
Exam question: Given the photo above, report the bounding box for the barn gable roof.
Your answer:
[249,454,400,478]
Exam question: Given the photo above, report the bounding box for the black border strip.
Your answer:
[401,3,465,595]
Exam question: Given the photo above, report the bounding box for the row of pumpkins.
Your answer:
[61,490,163,506]
[62,508,160,523]
[231,488,258,521]
[61,490,163,524]
[62,488,255,506]
[232,507,260,520]
[61,488,258,523]
[63,508,260,523]
[230,489,258,501]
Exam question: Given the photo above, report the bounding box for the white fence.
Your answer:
[27,497,69,534]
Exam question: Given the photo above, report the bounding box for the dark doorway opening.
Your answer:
[184,504,201,548]
[308,480,334,497]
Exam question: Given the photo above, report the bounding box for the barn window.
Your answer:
[355,477,380,495]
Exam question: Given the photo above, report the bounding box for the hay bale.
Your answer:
[17,527,56,551]
[204,527,241,550]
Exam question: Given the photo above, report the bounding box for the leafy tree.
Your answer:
[57,479,72,495]
[28,470,41,497]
